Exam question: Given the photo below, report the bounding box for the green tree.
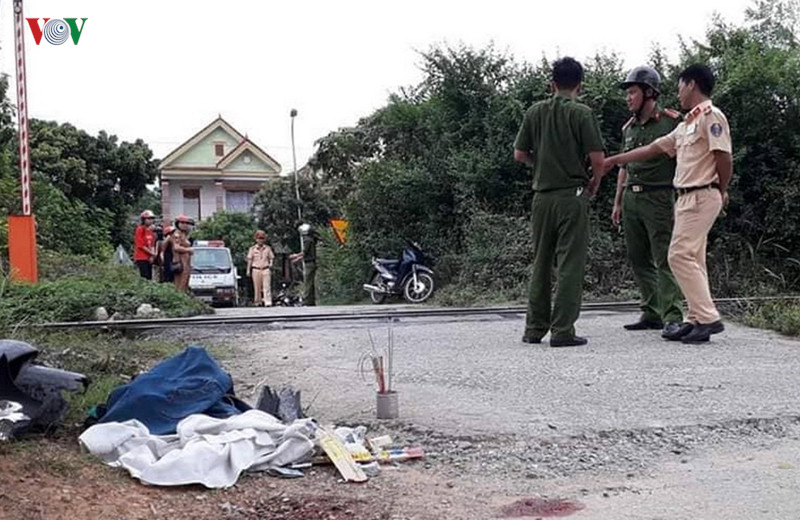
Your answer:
[27,120,159,247]
[253,176,334,254]
[192,211,259,276]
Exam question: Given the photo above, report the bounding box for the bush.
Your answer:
[317,229,371,304]
[0,254,210,327]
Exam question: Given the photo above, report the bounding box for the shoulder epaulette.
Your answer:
[703,105,713,115]
[621,116,636,132]
[662,108,681,119]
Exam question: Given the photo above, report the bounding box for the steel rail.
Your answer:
[31,295,800,331]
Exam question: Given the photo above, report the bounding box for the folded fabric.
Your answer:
[98,346,248,435]
[80,409,316,488]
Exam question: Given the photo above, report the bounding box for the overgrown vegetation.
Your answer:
[270,1,800,310]
[0,252,209,328]
[741,301,800,337]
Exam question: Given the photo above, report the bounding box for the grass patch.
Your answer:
[740,301,800,336]
[0,252,211,328]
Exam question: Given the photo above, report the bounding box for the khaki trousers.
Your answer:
[668,188,722,324]
[252,268,272,306]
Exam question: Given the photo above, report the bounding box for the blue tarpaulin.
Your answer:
[98,346,248,435]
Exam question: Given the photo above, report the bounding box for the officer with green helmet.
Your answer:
[613,66,684,336]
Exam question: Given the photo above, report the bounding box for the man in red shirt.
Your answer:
[134,210,157,280]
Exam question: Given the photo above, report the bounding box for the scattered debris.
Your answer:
[0,339,88,440]
[80,410,316,488]
[73,344,423,487]
[316,426,368,483]
[256,385,303,423]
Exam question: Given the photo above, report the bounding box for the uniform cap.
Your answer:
[175,214,195,225]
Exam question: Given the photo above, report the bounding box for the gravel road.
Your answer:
[156,307,800,519]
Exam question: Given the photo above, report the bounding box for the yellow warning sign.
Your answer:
[329,218,348,245]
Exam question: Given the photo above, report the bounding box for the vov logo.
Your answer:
[26,18,88,45]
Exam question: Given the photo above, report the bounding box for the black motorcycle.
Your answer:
[362,240,435,304]
[273,281,302,307]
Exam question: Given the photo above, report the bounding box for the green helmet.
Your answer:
[620,66,661,96]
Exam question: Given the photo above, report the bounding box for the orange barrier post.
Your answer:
[8,215,38,283]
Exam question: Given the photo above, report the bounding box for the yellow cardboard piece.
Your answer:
[316,427,368,482]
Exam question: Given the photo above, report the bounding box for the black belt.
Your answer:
[627,184,673,193]
[675,183,720,196]
[251,266,271,270]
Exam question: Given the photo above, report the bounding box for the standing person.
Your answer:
[171,215,195,292]
[289,223,318,306]
[612,66,684,336]
[133,210,157,280]
[246,230,275,307]
[604,64,733,343]
[513,57,607,347]
[160,225,176,284]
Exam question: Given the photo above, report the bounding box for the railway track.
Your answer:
[32,296,800,331]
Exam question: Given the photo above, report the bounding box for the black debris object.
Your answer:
[256,385,303,423]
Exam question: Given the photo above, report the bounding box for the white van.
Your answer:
[189,241,240,306]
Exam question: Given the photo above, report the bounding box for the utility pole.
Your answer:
[290,109,306,300]
[8,0,38,282]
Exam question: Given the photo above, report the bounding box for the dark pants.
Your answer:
[136,260,152,280]
[622,189,683,323]
[525,188,589,340]
[303,261,317,306]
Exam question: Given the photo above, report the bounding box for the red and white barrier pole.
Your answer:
[8,0,38,283]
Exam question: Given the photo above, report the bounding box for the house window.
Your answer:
[214,143,225,157]
[183,188,201,221]
[225,191,254,213]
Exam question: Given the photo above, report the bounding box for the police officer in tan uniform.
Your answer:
[247,230,275,306]
[605,64,733,343]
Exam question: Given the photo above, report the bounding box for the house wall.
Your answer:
[164,179,220,222]
[224,151,278,173]
[171,128,239,167]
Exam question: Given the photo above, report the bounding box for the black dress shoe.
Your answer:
[550,336,588,347]
[624,318,664,331]
[681,321,725,343]
[521,335,542,344]
[661,322,683,337]
[662,322,694,341]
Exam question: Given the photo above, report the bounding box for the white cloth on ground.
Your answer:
[79,409,315,488]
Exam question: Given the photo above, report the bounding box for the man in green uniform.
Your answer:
[290,223,318,306]
[514,57,606,347]
[612,66,684,337]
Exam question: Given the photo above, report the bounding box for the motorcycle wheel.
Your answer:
[403,272,434,303]
[369,273,388,304]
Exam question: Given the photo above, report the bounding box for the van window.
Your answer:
[192,249,231,273]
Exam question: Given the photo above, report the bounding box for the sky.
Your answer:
[0,0,753,174]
